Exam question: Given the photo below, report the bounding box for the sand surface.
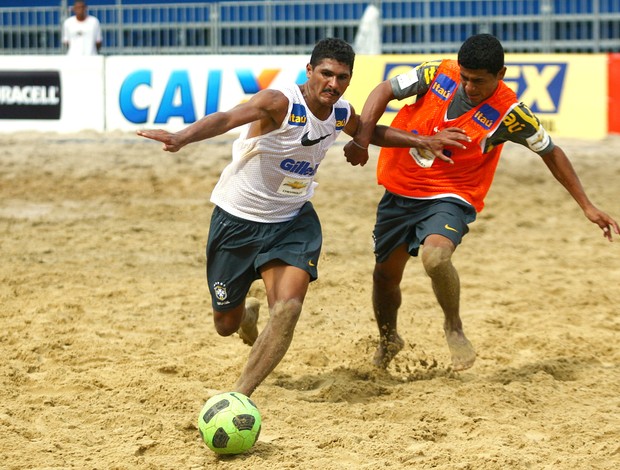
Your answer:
[1,131,619,469]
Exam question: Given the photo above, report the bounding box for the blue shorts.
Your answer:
[373,192,477,262]
[206,202,322,311]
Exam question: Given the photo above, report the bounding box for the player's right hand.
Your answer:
[137,129,183,153]
[425,127,470,164]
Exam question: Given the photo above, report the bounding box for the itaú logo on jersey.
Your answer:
[473,104,501,130]
[431,74,457,101]
[280,158,319,176]
[289,103,307,126]
[334,107,348,130]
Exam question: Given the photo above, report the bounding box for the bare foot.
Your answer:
[444,329,476,371]
[373,334,404,368]
[238,298,260,346]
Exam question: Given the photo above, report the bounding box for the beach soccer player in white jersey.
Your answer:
[137,38,470,397]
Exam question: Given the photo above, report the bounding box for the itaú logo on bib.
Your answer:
[431,74,457,100]
[473,104,501,130]
[280,158,319,176]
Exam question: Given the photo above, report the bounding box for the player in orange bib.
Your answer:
[344,34,619,371]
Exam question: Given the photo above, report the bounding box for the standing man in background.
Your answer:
[62,1,102,56]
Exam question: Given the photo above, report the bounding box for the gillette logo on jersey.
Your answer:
[431,74,457,100]
[280,159,319,176]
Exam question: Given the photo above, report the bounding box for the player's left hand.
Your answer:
[585,207,620,241]
[343,140,370,167]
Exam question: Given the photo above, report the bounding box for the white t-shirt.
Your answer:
[210,84,351,223]
[62,15,102,56]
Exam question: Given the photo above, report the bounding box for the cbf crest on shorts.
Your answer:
[213,281,229,305]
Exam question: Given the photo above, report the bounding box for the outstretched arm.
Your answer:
[137,89,288,152]
[343,98,469,167]
[370,124,469,165]
[543,146,619,241]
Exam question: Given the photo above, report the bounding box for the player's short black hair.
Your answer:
[309,38,355,74]
[457,34,504,75]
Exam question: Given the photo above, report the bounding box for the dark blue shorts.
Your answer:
[206,202,322,311]
[373,191,477,262]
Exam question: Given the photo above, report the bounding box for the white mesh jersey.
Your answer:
[210,84,351,223]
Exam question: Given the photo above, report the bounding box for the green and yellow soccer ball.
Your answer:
[198,392,262,455]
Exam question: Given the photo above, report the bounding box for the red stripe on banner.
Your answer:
[608,54,620,134]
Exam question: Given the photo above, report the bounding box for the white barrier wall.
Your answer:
[0,56,105,133]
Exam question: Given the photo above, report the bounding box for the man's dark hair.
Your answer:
[310,38,355,74]
[457,34,504,75]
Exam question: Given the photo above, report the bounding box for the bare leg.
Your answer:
[234,299,302,396]
[234,261,309,397]
[422,235,476,371]
[372,245,409,368]
[238,297,260,346]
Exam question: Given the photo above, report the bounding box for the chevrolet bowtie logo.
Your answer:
[284,181,307,189]
[301,131,332,147]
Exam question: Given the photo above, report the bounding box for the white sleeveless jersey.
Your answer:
[210,84,351,222]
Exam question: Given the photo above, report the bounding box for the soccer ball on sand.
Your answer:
[198,392,262,454]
